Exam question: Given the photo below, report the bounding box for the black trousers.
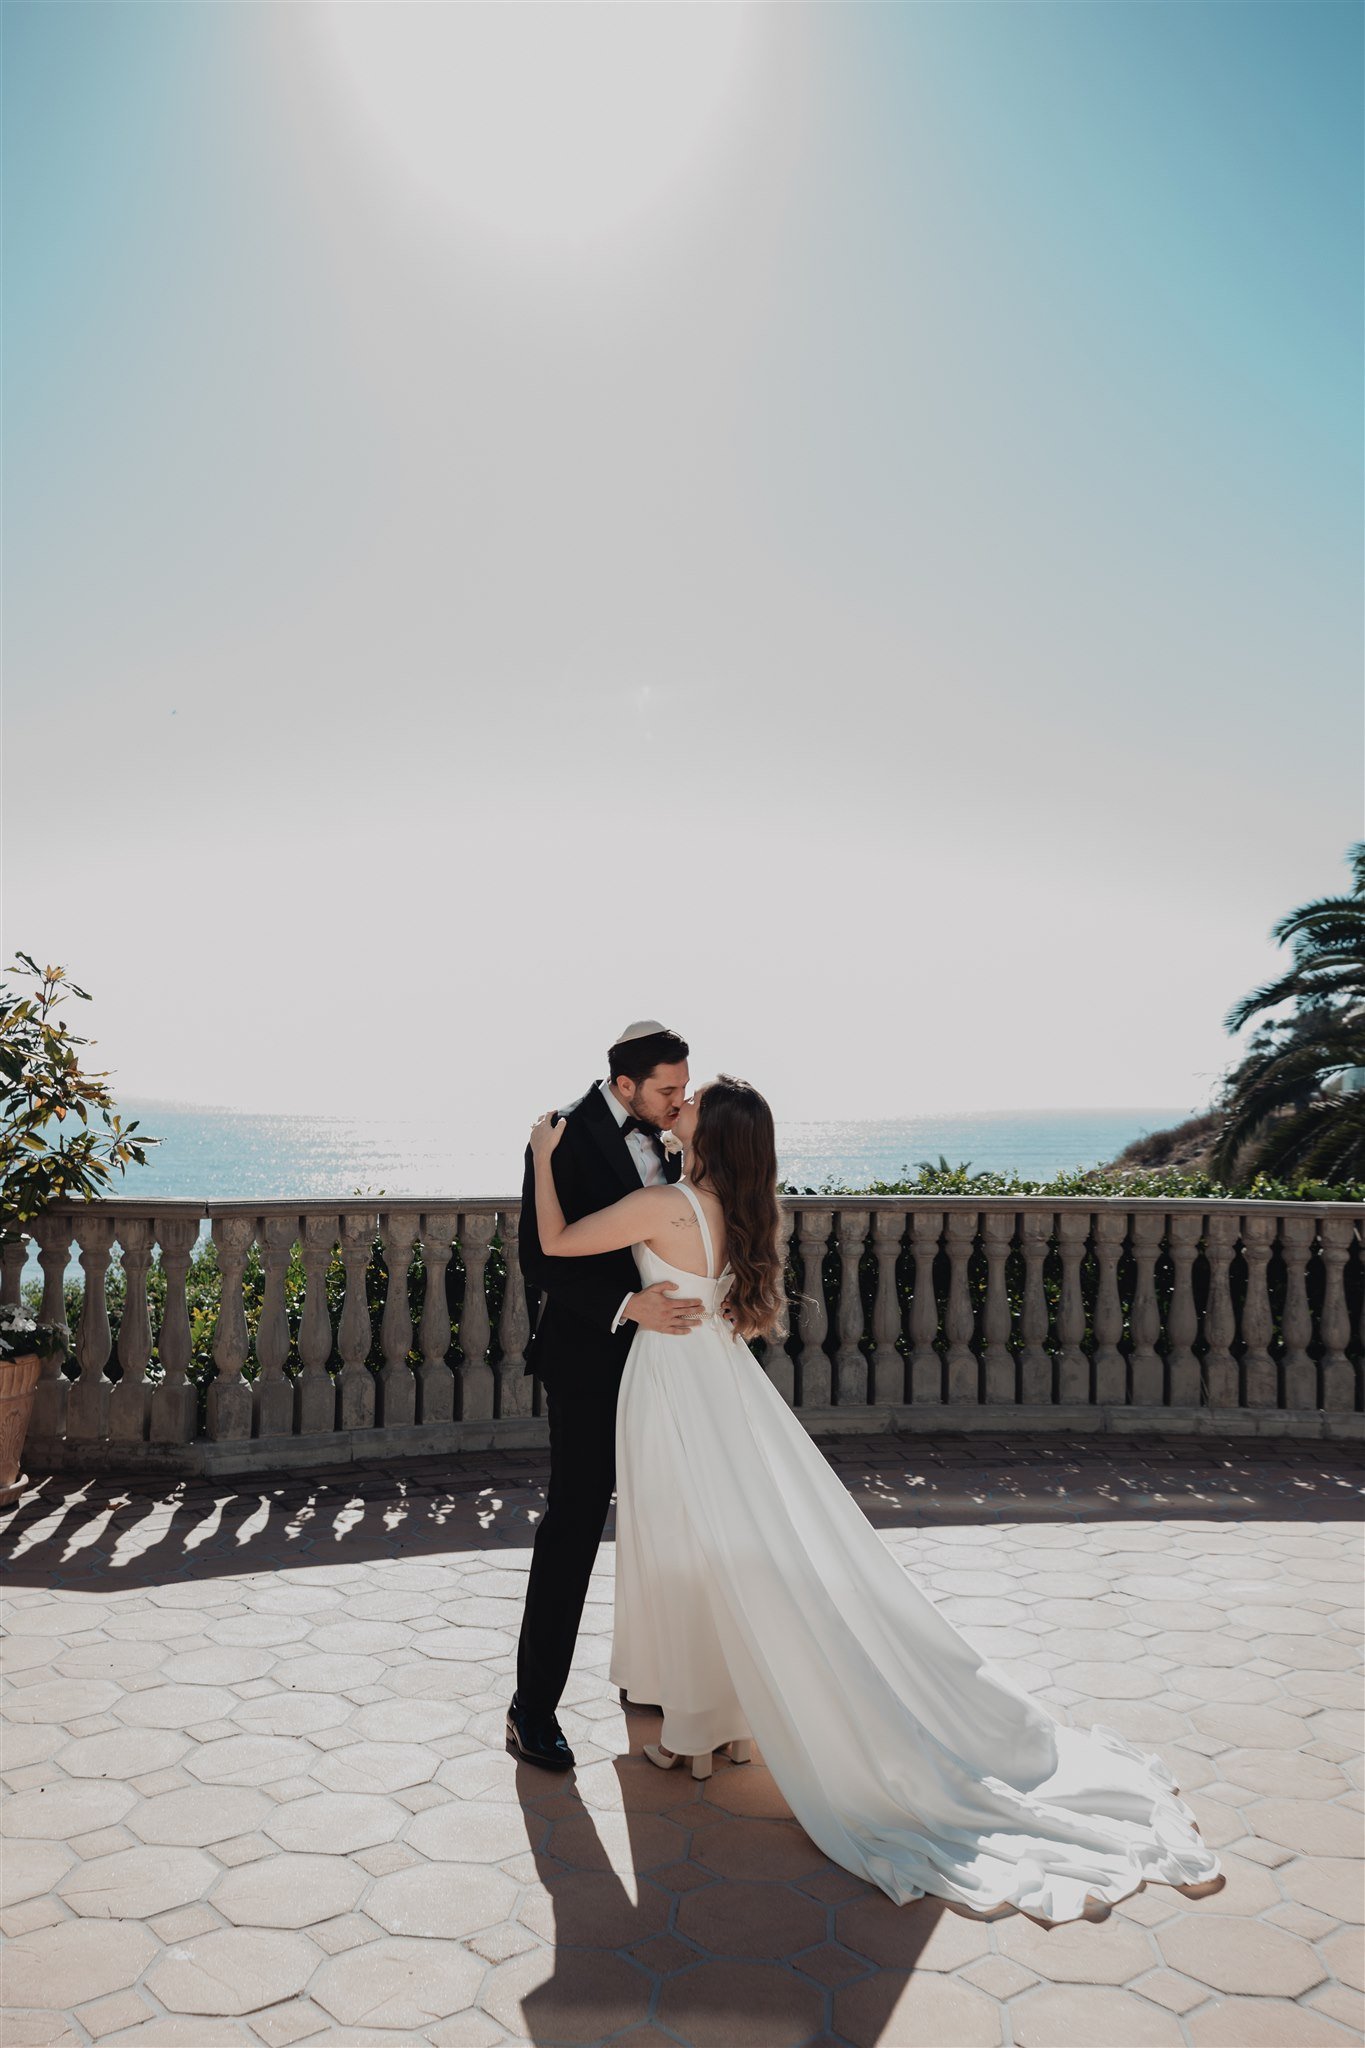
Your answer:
[515,1367,621,1715]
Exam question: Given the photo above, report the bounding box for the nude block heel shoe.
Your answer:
[643,1743,712,1781]
[644,1740,750,1780]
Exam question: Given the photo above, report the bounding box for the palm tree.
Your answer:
[1214,844,1365,1182]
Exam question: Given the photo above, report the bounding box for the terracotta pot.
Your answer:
[0,1352,41,1504]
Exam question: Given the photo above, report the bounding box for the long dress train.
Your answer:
[610,1183,1220,1924]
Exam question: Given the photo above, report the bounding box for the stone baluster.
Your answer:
[150,1216,198,1443]
[376,1212,419,1427]
[833,1211,868,1406]
[870,1210,906,1404]
[1202,1213,1238,1409]
[1166,1211,1201,1406]
[0,1235,24,1308]
[763,1209,795,1405]
[207,1216,254,1439]
[28,1214,73,1438]
[1091,1210,1126,1405]
[457,1213,496,1421]
[1318,1217,1355,1410]
[979,1212,1015,1406]
[296,1214,338,1435]
[943,1211,978,1404]
[1055,1211,1089,1405]
[109,1219,153,1443]
[336,1212,378,1430]
[908,1210,943,1403]
[1278,1212,1317,1410]
[1239,1213,1277,1409]
[497,1207,534,1418]
[251,1215,297,1438]
[1127,1211,1163,1404]
[1017,1210,1052,1405]
[417,1213,457,1423]
[69,1214,115,1441]
[795,1209,832,1409]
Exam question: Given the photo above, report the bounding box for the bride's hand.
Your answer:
[529,1110,566,1160]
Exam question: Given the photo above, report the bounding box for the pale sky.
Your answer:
[5,1,1362,1127]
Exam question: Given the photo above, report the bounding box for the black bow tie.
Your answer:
[620,1116,656,1139]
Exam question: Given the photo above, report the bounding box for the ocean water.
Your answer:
[98,1101,1191,1203]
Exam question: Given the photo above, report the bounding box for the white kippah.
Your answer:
[612,1018,673,1046]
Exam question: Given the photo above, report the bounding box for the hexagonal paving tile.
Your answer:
[145,1927,320,2016]
[1158,1916,1328,1997]
[233,1691,352,1736]
[114,1684,239,1729]
[275,1654,386,1693]
[675,1878,825,1958]
[1250,1799,1364,1858]
[837,1895,994,1973]
[1282,1858,1365,1922]
[1185,1995,1359,2045]
[406,1800,530,1863]
[184,1735,316,1787]
[995,1911,1155,1986]
[347,1699,468,1742]
[366,1861,518,1939]
[480,1947,653,2043]
[57,1728,190,1779]
[161,1647,277,1686]
[313,1741,437,1794]
[127,1785,272,1847]
[518,1869,671,1948]
[3,1919,160,2008]
[1,1780,137,1839]
[312,1935,484,2029]
[842,1969,1008,2044]
[0,1838,76,1909]
[59,1845,217,1919]
[690,1818,829,1882]
[212,1852,366,1928]
[5,1677,121,1725]
[263,1792,404,1854]
[1011,1983,1184,2046]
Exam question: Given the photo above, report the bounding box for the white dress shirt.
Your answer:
[601,1080,667,1332]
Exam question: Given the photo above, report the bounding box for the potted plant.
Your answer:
[1,954,157,1476]
[0,1305,70,1500]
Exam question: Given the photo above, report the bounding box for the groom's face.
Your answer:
[618,1061,689,1130]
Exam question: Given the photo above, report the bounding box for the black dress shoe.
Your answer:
[506,1694,575,1772]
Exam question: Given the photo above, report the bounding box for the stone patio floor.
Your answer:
[1,1431,1362,2048]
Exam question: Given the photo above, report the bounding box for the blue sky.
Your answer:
[5,2,1361,1131]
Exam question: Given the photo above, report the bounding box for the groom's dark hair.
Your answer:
[608,1028,690,1085]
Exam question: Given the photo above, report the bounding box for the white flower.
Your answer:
[660,1131,684,1158]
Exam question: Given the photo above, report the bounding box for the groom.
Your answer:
[507,1021,702,1771]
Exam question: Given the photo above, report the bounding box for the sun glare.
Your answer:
[315,4,759,258]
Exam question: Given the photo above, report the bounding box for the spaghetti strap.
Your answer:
[675,1180,715,1279]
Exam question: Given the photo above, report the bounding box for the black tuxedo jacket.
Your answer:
[520,1080,682,1389]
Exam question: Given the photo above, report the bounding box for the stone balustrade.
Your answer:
[9,1194,1362,1475]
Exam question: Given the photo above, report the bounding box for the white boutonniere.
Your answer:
[660,1130,684,1159]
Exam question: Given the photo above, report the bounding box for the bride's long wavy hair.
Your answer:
[689,1076,785,1341]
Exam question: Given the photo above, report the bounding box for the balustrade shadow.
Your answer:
[3,1434,1360,1596]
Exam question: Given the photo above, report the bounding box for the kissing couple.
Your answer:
[507,1021,1221,1921]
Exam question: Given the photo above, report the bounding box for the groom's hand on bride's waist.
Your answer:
[624,1282,704,1335]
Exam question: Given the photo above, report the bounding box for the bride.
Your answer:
[527,1077,1221,1924]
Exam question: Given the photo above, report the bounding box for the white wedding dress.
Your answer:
[610,1182,1221,1924]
